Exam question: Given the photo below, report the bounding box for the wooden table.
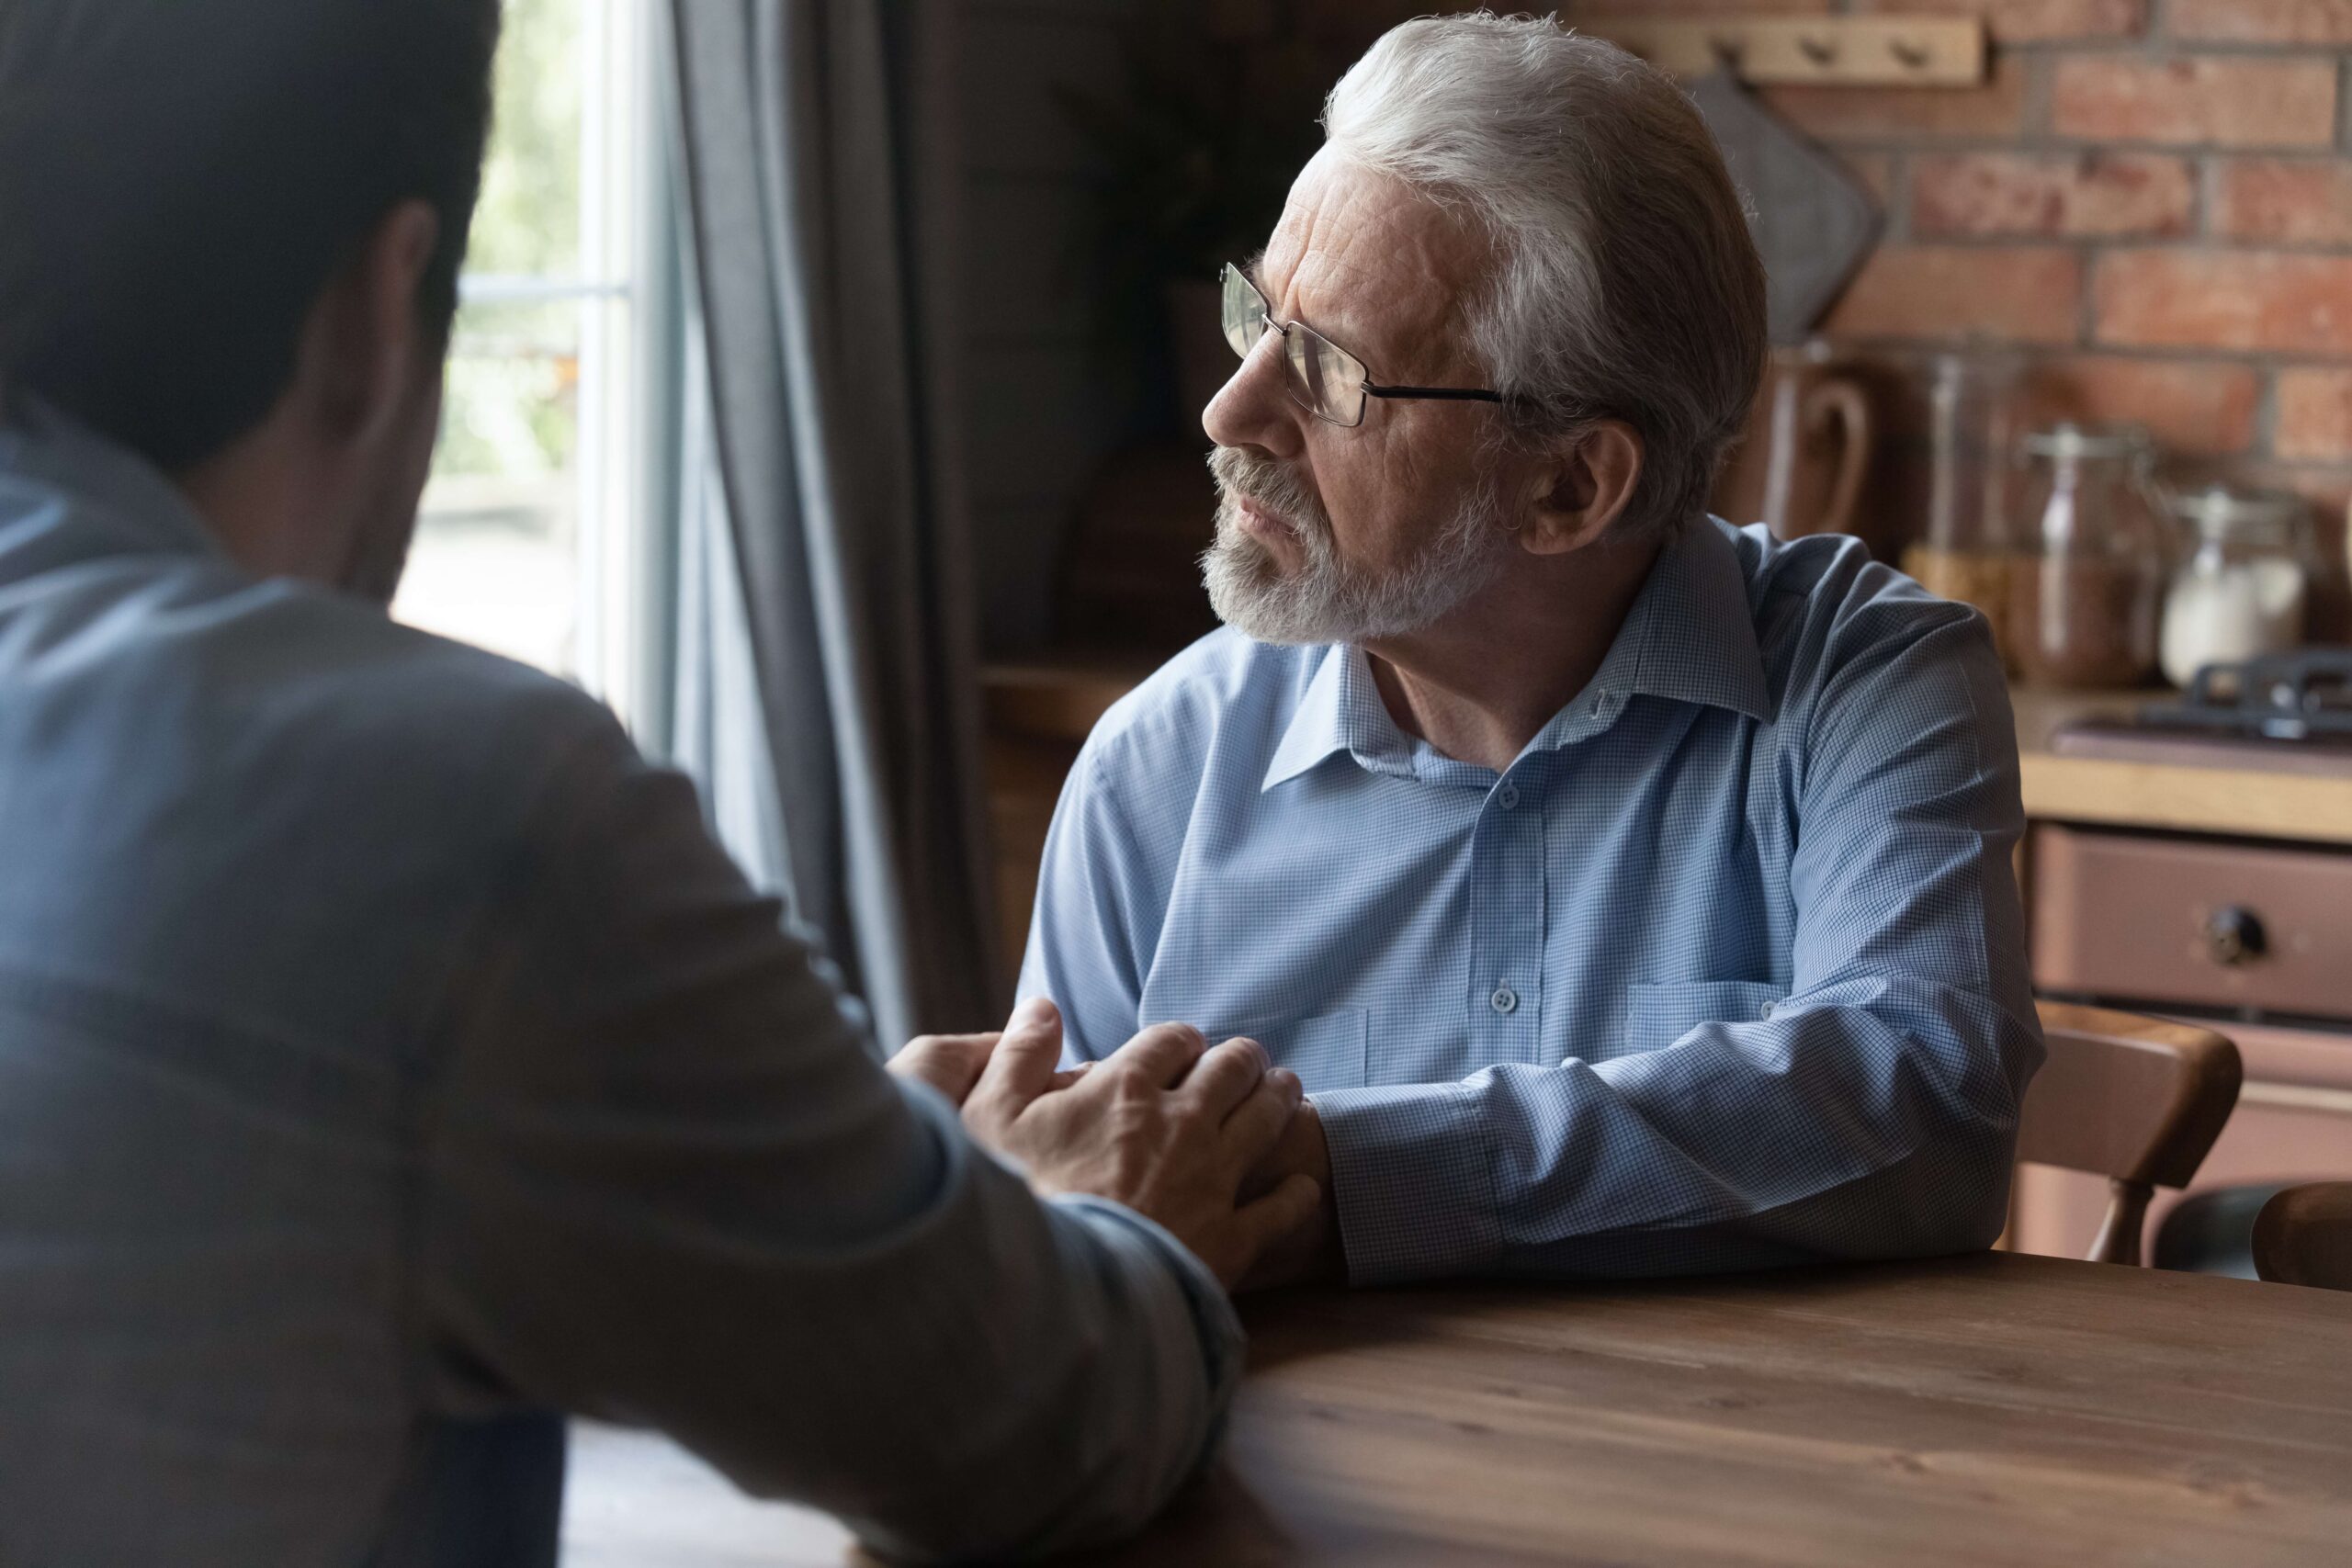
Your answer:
[561,1251,2352,1566]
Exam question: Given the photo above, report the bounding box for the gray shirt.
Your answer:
[0,404,1239,1566]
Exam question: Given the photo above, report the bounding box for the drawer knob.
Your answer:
[2205,907,2267,967]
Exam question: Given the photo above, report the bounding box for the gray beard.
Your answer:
[1200,446,1512,646]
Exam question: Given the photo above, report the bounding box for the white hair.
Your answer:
[1321,13,1767,538]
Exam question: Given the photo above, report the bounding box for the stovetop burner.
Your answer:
[2137,649,2352,742]
[2048,649,2352,775]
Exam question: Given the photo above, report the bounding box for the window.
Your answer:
[393,0,671,727]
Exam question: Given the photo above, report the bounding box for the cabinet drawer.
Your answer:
[2030,825,2352,1020]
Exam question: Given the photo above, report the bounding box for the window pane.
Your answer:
[466,0,583,279]
[398,299,585,674]
[397,0,587,675]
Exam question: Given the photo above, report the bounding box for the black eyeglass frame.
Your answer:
[1219,262,1507,428]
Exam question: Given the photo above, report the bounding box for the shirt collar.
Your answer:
[0,393,225,561]
[1590,514,1774,727]
[1259,517,1771,792]
[1261,643,1400,791]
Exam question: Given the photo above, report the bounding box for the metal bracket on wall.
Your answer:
[1578,16,1986,87]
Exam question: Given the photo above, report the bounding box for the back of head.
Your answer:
[0,0,501,473]
[1323,13,1767,540]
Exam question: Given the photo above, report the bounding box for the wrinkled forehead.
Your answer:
[1256,148,1489,367]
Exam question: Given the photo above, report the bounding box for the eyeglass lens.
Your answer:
[1216,264,1368,427]
[1219,264,1264,360]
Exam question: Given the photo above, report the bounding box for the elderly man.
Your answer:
[1021,14,2042,1286]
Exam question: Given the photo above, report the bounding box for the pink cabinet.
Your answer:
[2017,824,2352,1261]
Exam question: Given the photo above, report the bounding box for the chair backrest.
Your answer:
[2018,1001,2242,1266]
[2253,1183,2352,1292]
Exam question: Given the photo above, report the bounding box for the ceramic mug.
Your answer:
[1714,340,1873,540]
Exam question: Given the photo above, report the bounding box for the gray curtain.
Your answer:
[665,0,1000,1047]
[669,319,795,906]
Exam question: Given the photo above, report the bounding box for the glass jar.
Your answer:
[2158,486,2316,688]
[2007,423,2167,689]
[1900,349,2025,665]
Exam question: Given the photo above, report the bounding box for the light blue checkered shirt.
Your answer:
[1020,517,2042,1285]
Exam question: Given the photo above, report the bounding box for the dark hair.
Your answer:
[0,0,502,471]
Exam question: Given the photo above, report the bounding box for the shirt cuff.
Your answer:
[1313,1081,1503,1285]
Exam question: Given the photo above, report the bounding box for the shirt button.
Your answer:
[1490,986,1520,1015]
[1497,783,1521,811]
[1759,1002,1776,1020]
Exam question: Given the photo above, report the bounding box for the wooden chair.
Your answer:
[2017,1001,2242,1266]
[2253,1183,2352,1292]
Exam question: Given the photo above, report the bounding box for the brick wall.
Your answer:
[1308,0,2352,597]
[1683,0,2352,566]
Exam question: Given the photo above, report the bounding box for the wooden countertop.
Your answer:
[2008,687,2352,847]
[563,1250,2352,1566]
[986,660,2352,846]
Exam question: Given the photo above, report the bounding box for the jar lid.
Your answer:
[2020,422,2148,459]
[2165,483,2309,537]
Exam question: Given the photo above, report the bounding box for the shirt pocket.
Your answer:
[1623,980,1791,1055]
[1224,1009,1367,1094]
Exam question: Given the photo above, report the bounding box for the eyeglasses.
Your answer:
[1219,262,1506,429]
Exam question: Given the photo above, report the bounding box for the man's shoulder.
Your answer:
[1724,519,1962,626]
[1081,627,1323,783]
[21,557,635,835]
[1709,521,2007,786]
[0,561,642,1043]
[1722,520,1989,699]
[193,571,626,790]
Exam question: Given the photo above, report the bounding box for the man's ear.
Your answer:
[294,200,443,451]
[1519,419,1644,557]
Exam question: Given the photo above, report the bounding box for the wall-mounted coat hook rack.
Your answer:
[1579,15,1985,87]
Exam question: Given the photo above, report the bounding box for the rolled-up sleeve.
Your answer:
[420,725,1238,1561]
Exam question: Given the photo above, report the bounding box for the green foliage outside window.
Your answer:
[433,0,582,485]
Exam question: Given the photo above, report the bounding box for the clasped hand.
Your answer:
[889,998,1329,1289]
